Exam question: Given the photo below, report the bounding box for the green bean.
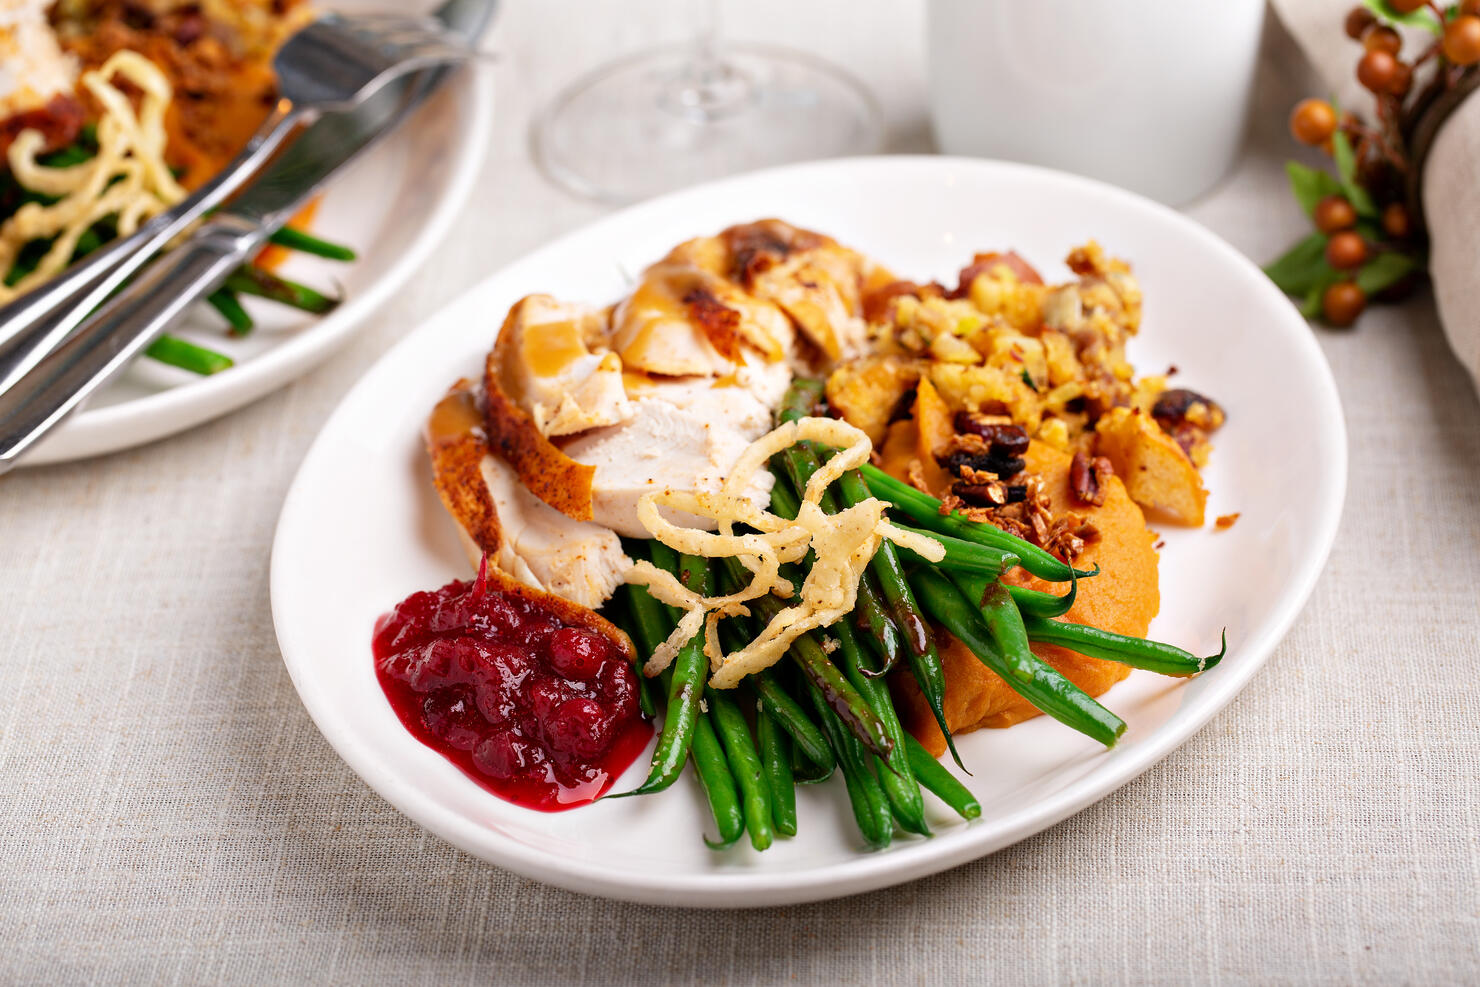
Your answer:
[834,462,965,770]
[224,265,338,314]
[805,673,892,850]
[711,584,835,778]
[832,619,928,836]
[207,288,254,336]
[144,335,232,375]
[624,633,704,795]
[777,375,826,421]
[852,574,908,673]
[622,552,709,795]
[766,470,803,521]
[903,732,981,821]
[618,584,662,718]
[859,463,1098,582]
[756,706,798,836]
[960,577,1036,684]
[268,226,357,261]
[954,570,1079,623]
[791,741,835,784]
[912,567,1126,747]
[1007,580,1077,619]
[1024,618,1227,676]
[768,399,906,675]
[752,669,835,775]
[889,522,1019,579]
[706,686,774,850]
[717,556,894,762]
[692,714,745,849]
[73,219,114,259]
[628,544,747,846]
[647,540,682,589]
[38,143,95,168]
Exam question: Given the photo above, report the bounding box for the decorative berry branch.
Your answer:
[1264,0,1480,327]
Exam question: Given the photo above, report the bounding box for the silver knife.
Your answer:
[0,0,495,472]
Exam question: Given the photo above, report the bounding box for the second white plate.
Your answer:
[271,155,1347,907]
[23,5,494,466]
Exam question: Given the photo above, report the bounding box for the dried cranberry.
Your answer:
[939,450,1026,480]
[952,412,1030,456]
[1151,388,1221,427]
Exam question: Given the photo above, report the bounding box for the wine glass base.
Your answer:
[532,42,883,204]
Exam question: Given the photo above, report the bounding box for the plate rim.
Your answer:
[271,154,1349,907]
[22,64,495,466]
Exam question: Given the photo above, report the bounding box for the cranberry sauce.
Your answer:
[372,567,650,811]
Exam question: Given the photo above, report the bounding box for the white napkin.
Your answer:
[1271,0,1480,389]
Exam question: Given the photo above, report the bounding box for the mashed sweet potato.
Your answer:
[891,441,1160,756]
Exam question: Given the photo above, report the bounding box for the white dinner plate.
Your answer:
[22,8,494,466]
[271,156,1347,907]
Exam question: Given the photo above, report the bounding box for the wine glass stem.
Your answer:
[662,0,751,122]
[695,0,719,67]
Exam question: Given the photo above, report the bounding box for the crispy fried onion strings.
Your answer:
[624,416,945,688]
[1,51,186,304]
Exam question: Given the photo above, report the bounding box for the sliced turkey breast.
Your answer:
[611,261,796,378]
[560,397,776,538]
[426,381,630,609]
[491,294,634,438]
[719,219,894,364]
[479,455,631,607]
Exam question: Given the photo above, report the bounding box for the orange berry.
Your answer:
[1290,98,1338,145]
[1322,282,1366,327]
[1364,25,1402,54]
[1326,231,1368,270]
[1345,7,1377,39]
[1444,16,1480,65]
[1382,202,1412,239]
[1314,196,1357,234]
[1464,0,1480,16]
[1357,50,1399,93]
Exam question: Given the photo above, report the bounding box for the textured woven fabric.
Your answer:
[2,3,1478,983]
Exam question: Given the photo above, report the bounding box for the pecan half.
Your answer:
[955,482,1008,507]
[1069,451,1114,507]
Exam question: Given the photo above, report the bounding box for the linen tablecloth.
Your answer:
[2,2,1477,982]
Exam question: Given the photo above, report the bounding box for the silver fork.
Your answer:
[0,2,490,400]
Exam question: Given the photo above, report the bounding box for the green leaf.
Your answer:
[1286,161,1344,218]
[1264,232,1333,295]
[1362,0,1443,33]
[1300,283,1327,318]
[1355,251,1420,294]
[1330,131,1380,218]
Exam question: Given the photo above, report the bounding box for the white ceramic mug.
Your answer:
[926,0,1265,206]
